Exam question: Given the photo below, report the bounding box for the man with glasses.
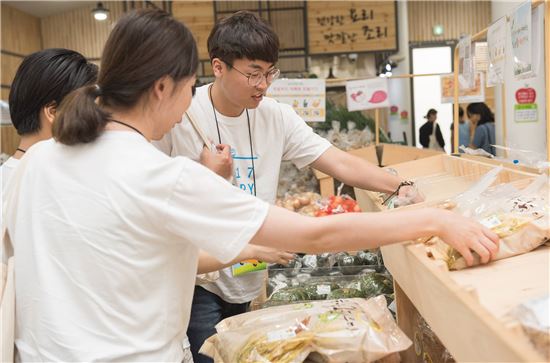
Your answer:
[155,10,417,363]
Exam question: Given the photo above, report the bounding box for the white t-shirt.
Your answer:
[4,132,268,362]
[1,157,19,195]
[155,84,331,303]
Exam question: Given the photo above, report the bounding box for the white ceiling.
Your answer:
[3,1,97,18]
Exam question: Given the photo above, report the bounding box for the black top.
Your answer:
[419,121,445,149]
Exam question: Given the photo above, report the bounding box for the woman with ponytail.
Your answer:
[5,9,499,363]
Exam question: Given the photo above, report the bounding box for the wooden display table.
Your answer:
[355,155,546,362]
[354,154,537,212]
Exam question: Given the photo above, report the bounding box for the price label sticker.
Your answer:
[267,328,296,342]
[317,285,332,295]
[480,215,502,229]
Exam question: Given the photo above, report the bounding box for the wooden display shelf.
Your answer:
[354,155,546,361]
[382,242,547,362]
[354,154,537,212]
[379,144,442,167]
[457,153,543,175]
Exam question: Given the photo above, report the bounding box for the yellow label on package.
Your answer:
[231,260,267,276]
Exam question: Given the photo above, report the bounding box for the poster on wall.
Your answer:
[267,79,326,122]
[458,35,474,89]
[345,78,390,112]
[440,73,485,104]
[514,86,538,123]
[487,16,506,87]
[509,1,532,79]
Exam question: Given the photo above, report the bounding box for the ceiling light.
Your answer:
[433,24,444,36]
[92,2,109,21]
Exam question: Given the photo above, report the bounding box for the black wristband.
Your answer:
[382,180,415,206]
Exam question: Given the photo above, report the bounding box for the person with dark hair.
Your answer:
[419,108,445,150]
[467,102,496,155]
[4,9,499,362]
[450,107,471,152]
[1,48,97,189]
[154,12,452,362]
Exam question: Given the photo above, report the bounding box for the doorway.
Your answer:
[410,44,454,153]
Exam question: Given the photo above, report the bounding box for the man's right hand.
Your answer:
[241,245,295,265]
[200,143,233,180]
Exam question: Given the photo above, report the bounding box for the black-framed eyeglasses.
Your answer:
[223,60,280,87]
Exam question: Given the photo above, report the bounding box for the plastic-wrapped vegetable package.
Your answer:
[200,296,411,363]
[507,295,549,360]
[424,174,549,270]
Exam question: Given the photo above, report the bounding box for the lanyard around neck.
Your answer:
[208,84,256,196]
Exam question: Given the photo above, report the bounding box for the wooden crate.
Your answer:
[354,154,537,212]
[379,144,442,167]
[313,145,378,197]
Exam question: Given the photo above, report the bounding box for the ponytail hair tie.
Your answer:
[94,84,103,96]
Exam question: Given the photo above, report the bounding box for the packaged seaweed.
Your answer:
[200,296,412,363]
[359,273,394,298]
[327,288,365,299]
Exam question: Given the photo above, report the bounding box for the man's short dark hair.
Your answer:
[207,11,279,66]
[9,48,98,135]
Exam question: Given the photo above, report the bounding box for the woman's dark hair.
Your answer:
[207,10,279,66]
[424,108,437,119]
[467,102,494,125]
[9,48,97,136]
[53,9,199,145]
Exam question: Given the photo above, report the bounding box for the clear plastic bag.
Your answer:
[200,296,412,363]
[424,173,549,270]
[507,295,549,360]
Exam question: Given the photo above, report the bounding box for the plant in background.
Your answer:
[312,101,391,143]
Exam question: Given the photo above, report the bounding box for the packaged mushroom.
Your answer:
[200,296,411,363]
[276,193,362,216]
[276,192,323,216]
[423,175,549,270]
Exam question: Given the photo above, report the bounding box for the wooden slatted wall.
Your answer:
[408,1,491,43]
[1,3,42,154]
[40,2,126,59]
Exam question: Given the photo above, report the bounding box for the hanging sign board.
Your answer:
[307,1,397,55]
[440,73,485,104]
[487,16,507,87]
[509,1,533,79]
[346,78,390,111]
[267,79,326,122]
